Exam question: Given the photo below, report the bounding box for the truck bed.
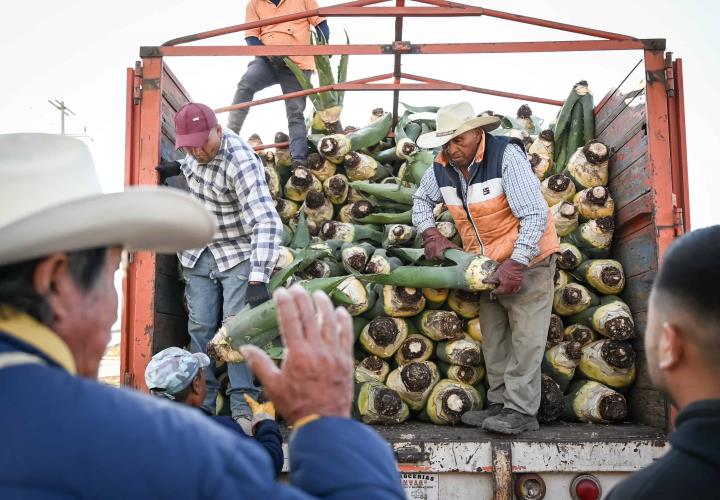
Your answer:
[378,422,668,474]
[278,421,668,474]
[373,421,665,444]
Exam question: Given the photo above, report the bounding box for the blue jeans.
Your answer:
[182,250,260,418]
[228,56,311,161]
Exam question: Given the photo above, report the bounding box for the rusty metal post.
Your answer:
[121,57,164,390]
[667,56,690,233]
[643,50,675,259]
[392,0,405,126]
[491,442,513,500]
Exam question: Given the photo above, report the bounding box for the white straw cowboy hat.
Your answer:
[416,102,500,150]
[0,133,216,266]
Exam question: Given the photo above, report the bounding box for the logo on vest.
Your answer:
[483,187,490,196]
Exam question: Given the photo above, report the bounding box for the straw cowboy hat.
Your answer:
[0,133,216,266]
[416,102,500,150]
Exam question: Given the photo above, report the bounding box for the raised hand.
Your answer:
[239,285,354,425]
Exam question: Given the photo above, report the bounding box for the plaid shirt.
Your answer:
[179,129,282,282]
[412,143,547,265]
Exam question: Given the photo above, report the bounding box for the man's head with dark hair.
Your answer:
[0,248,122,378]
[646,225,720,408]
[0,248,108,326]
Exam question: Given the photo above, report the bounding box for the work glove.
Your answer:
[484,258,527,298]
[155,161,181,184]
[247,282,271,308]
[244,394,276,432]
[422,227,460,261]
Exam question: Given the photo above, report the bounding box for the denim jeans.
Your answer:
[228,56,312,161]
[182,250,260,418]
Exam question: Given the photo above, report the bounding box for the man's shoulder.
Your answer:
[221,130,261,170]
[0,365,277,496]
[608,448,717,499]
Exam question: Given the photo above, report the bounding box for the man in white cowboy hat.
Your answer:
[413,102,560,435]
[0,133,405,498]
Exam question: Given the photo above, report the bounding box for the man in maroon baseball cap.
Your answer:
[175,103,218,151]
[156,102,283,434]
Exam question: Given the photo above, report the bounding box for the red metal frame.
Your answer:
[122,1,689,403]
[667,57,690,233]
[161,0,636,47]
[144,0,663,121]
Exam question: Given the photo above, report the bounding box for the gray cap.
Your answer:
[144,347,210,399]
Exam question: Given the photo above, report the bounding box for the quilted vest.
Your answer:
[432,134,559,265]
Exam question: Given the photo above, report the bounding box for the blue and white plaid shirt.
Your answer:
[179,129,282,282]
[412,143,547,265]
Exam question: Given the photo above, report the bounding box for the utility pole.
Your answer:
[48,99,75,135]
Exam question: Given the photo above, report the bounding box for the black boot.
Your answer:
[460,403,503,427]
[482,408,539,435]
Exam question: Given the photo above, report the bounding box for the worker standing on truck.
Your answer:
[157,102,283,434]
[227,0,330,167]
[0,133,405,498]
[145,347,284,477]
[412,102,560,435]
[606,225,720,499]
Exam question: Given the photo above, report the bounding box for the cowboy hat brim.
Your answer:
[416,115,501,150]
[0,186,216,266]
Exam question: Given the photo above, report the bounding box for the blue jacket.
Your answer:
[0,314,405,499]
[206,413,284,477]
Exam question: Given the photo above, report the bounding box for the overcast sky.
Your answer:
[2,0,717,230]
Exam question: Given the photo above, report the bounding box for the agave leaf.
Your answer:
[401,103,440,113]
[337,30,350,105]
[394,111,411,141]
[311,33,337,108]
[284,56,322,109]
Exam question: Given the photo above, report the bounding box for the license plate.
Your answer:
[401,473,439,500]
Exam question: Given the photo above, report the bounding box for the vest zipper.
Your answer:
[458,166,484,254]
[462,200,485,255]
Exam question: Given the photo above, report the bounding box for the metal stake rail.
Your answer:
[140,0,667,130]
[123,0,690,402]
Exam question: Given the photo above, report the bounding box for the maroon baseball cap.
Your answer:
[174,103,218,150]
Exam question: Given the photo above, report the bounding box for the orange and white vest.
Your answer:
[433,134,559,265]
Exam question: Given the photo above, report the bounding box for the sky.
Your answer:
[1,0,718,230]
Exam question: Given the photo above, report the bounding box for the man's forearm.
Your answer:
[316,20,330,42]
[412,199,437,234]
[412,168,442,233]
[512,212,546,265]
[502,144,547,265]
[250,218,282,282]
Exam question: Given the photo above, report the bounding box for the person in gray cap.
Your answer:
[145,347,283,476]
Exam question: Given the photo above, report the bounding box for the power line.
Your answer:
[47,99,93,141]
[48,99,75,135]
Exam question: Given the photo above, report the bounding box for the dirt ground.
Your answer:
[99,343,120,387]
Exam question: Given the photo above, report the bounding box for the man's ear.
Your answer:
[191,373,203,395]
[34,254,71,319]
[658,321,685,371]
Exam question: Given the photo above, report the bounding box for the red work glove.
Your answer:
[422,227,460,261]
[483,259,527,297]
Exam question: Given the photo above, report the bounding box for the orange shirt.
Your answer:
[245,0,325,71]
